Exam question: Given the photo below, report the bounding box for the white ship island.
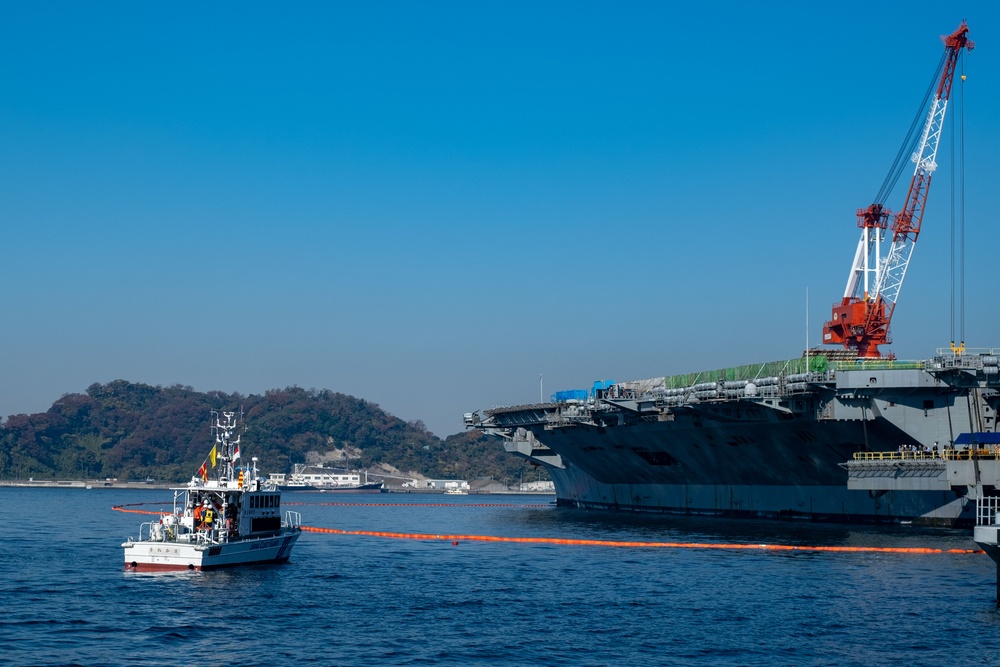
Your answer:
[465,23,1000,527]
[122,411,302,571]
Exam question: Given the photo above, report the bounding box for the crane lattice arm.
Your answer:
[822,22,973,358]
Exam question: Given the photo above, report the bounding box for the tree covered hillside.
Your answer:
[0,380,531,484]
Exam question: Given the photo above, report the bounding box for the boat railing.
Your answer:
[284,510,302,529]
[133,521,156,543]
[852,448,1000,462]
[195,530,222,545]
[139,519,174,543]
[977,495,1000,526]
[134,518,204,543]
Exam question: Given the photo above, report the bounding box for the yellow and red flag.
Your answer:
[198,461,208,482]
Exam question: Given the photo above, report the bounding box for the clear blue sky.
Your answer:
[2,3,998,437]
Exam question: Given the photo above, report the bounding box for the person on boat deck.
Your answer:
[225,502,237,533]
[193,501,203,526]
[198,500,215,531]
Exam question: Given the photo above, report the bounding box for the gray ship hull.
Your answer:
[470,351,1000,527]
[546,461,970,525]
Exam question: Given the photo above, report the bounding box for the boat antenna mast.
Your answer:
[211,409,245,482]
[822,22,973,358]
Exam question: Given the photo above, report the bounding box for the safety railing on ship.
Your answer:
[829,360,926,372]
[936,347,1000,357]
[136,520,158,542]
[977,495,1000,526]
[134,519,181,543]
[284,510,302,529]
[852,449,1000,462]
[133,518,221,544]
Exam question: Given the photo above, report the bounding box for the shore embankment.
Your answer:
[0,479,554,495]
[0,479,176,490]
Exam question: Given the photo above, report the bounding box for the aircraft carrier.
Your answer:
[466,23,990,527]
[465,349,1000,526]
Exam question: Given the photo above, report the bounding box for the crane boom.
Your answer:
[822,22,973,358]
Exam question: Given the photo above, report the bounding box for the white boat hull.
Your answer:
[123,530,300,572]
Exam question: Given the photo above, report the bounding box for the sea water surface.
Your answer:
[2,487,1000,666]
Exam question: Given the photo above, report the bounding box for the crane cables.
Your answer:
[950,55,967,350]
[871,52,946,208]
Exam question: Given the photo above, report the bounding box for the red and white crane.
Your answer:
[822,22,973,358]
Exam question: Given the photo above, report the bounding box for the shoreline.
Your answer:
[0,479,554,495]
[0,479,175,490]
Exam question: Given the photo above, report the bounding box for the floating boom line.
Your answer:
[301,525,982,555]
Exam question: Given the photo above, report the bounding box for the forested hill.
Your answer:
[0,380,528,484]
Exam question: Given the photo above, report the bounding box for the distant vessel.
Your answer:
[122,411,302,571]
[465,23,987,527]
[269,464,384,492]
[444,488,468,496]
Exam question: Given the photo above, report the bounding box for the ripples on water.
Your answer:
[2,488,1000,666]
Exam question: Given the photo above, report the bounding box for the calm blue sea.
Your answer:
[2,487,1000,666]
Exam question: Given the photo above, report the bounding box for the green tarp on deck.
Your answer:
[661,355,828,390]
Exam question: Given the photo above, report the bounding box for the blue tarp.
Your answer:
[955,432,1000,445]
[552,389,588,402]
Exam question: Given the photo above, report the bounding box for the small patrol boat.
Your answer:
[122,410,302,571]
